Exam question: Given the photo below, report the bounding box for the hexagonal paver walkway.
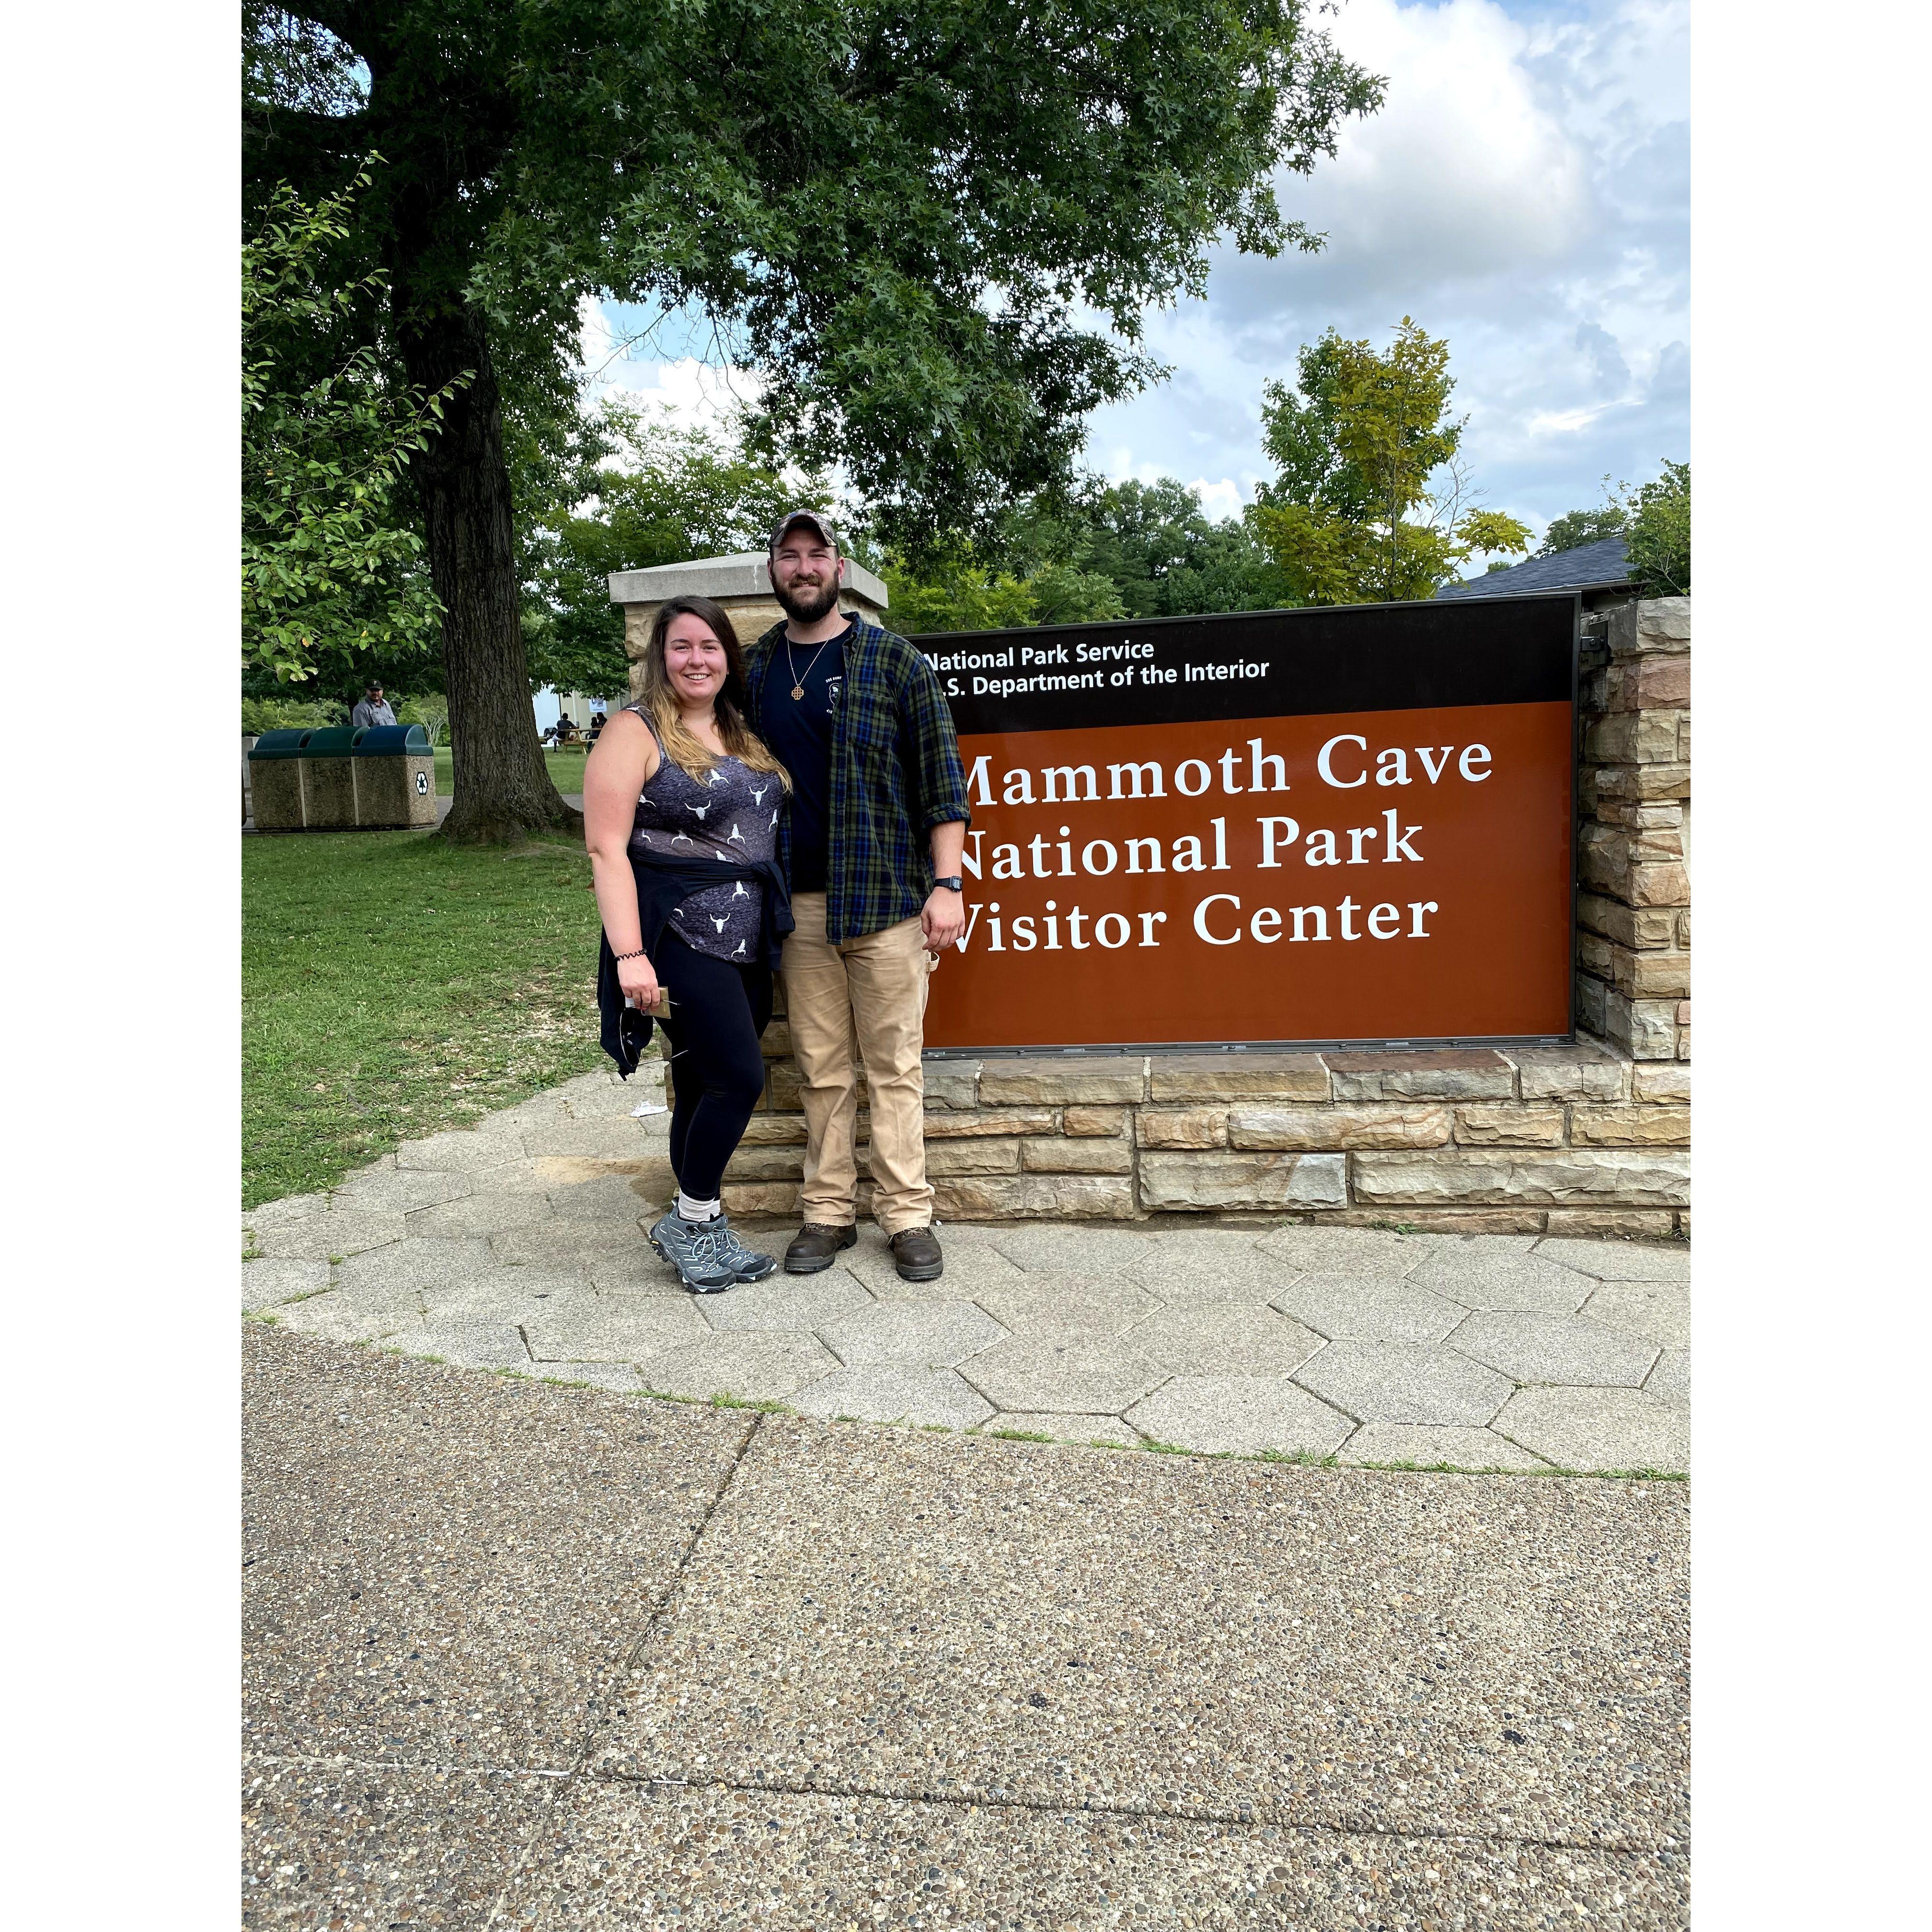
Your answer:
[244,1065,1690,1474]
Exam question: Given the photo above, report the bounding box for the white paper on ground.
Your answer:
[631,1100,668,1117]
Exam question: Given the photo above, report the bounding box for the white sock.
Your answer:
[677,1192,722,1223]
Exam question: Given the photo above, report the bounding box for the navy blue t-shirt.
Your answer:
[759,621,851,893]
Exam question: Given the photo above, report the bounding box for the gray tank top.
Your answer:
[625,704,782,964]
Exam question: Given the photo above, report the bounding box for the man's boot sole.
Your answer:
[893,1257,945,1283]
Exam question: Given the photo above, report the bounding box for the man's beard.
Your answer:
[774,575,841,624]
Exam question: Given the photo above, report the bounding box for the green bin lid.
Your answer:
[303,726,359,755]
[247,729,311,760]
[352,723,433,756]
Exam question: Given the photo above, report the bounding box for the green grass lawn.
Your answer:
[243,828,612,1208]
[429,745,590,798]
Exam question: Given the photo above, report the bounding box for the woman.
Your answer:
[585,595,793,1293]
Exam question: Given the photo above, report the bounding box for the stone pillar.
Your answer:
[1576,597,1691,1065]
[608,552,890,701]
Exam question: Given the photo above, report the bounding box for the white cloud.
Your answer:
[1191,477,1250,522]
[1271,0,1590,302]
[1082,0,1689,534]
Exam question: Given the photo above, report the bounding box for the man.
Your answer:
[350,682,397,730]
[745,511,970,1282]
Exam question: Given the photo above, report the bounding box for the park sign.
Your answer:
[920,594,1577,1053]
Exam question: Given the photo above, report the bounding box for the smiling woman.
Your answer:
[582,595,793,1293]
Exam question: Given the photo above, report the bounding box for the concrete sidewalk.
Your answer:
[243,1327,1688,1929]
[244,1067,1689,1476]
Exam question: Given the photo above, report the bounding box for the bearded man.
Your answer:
[742,511,970,1281]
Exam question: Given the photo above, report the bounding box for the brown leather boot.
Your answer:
[887,1226,944,1283]
[783,1222,858,1274]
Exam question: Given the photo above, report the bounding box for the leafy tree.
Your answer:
[243,2,1382,840]
[519,399,829,695]
[1533,461,1687,594]
[1010,478,1286,617]
[1250,319,1529,603]
[1537,492,1628,557]
[884,547,1125,635]
[1625,460,1690,596]
[241,694,346,733]
[242,165,461,689]
[890,473,1287,630]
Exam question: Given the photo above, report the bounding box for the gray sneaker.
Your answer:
[710,1215,778,1283]
[645,1211,738,1293]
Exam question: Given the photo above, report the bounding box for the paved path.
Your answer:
[244,1066,1689,1474]
[243,1325,1689,1929]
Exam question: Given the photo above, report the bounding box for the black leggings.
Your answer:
[652,931,772,1202]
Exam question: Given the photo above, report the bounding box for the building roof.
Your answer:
[1435,536,1632,600]
[607,551,889,610]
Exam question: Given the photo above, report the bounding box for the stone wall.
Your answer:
[721,594,1690,1236]
[1575,598,1691,1062]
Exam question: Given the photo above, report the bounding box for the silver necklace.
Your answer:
[785,631,838,702]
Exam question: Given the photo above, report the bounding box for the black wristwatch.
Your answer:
[933,875,963,892]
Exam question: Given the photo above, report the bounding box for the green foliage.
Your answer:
[519,400,828,693]
[244,0,1382,553]
[1537,491,1629,557]
[1534,461,1687,594]
[1251,319,1529,603]
[241,694,344,733]
[884,544,1126,635]
[392,694,449,746]
[242,164,465,685]
[886,473,1287,632]
[885,553,1047,635]
[1013,478,1288,618]
[1625,460,1690,596]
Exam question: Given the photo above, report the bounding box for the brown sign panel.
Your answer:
[920,596,1576,1051]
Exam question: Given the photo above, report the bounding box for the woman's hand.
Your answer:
[617,952,662,1013]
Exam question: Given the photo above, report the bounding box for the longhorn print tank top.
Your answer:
[624,705,783,964]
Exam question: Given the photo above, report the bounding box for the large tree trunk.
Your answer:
[400,301,578,844]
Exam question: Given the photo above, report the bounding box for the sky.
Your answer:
[581,0,1688,550]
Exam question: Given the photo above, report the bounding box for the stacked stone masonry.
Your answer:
[726,595,1689,1234]
[1576,597,1691,1062]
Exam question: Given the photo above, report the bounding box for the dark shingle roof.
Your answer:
[1436,536,1632,599]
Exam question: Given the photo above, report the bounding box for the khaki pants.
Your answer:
[781,893,934,1235]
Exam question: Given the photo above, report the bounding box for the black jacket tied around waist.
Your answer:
[597,850,793,1078]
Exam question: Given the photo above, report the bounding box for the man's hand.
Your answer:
[921,887,966,957]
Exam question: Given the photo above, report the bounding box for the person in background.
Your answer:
[587,709,608,745]
[584,596,794,1294]
[350,682,397,730]
[743,511,971,1284]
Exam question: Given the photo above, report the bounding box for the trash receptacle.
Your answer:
[246,730,311,830]
[352,723,438,828]
[301,725,361,828]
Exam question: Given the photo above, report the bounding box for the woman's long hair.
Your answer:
[636,595,791,790]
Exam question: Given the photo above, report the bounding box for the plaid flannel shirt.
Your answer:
[745,613,972,945]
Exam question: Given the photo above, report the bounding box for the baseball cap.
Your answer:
[767,508,840,554]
